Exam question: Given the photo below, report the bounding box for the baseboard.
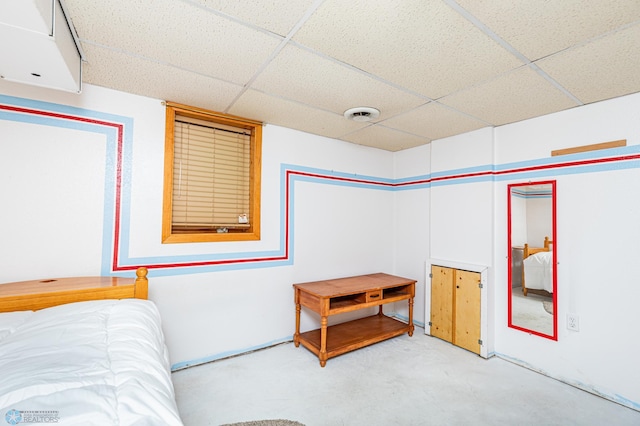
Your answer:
[171,336,293,371]
[495,352,640,413]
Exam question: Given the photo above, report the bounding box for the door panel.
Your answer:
[430,266,453,342]
[454,269,481,354]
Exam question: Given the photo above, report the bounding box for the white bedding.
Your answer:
[523,251,554,293]
[0,299,183,425]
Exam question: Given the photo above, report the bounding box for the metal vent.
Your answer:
[343,107,380,122]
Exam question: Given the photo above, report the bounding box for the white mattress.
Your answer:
[0,299,183,425]
[523,251,554,293]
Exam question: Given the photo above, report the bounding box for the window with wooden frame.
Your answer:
[162,102,261,243]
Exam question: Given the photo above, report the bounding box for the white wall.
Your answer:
[526,197,553,244]
[430,128,496,357]
[392,144,431,326]
[2,78,639,410]
[429,127,495,266]
[395,93,640,410]
[0,81,402,369]
[510,195,527,246]
[493,93,640,410]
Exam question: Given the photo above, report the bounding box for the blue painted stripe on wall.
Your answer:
[2,94,640,276]
[431,164,494,178]
[0,94,134,124]
[281,163,396,184]
[0,99,125,276]
[494,144,640,172]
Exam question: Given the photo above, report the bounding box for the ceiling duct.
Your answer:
[0,0,84,93]
[344,107,380,122]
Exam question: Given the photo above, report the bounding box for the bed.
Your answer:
[522,236,554,296]
[0,267,183,425]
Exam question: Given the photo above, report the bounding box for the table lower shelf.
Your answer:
[296,314,413,365]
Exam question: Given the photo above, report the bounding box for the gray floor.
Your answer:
[511,287,553,335]
[172,328,640,426]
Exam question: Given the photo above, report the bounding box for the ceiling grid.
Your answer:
[60,0,640,151]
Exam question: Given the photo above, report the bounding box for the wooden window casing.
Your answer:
[162,102,261,243]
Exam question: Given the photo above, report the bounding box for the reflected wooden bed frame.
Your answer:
[522,237,552,297]
[0,267,148,313]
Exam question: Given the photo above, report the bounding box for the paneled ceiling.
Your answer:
[63,0,640,151]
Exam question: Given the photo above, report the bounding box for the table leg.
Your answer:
[408,297,415,336]
[319,315,328,367]
[294,291,301,347]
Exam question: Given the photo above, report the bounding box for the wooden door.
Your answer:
[453,269,481,355]
[430,265,453,342]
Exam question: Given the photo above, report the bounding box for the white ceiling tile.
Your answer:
[536,23,640,105]
[81,45,243,112]
[456,0,640,60]
[341,125,430,152]
[65,0,281,85]
[252,44,427,119]
[193,0,318,36]
[229,89,369,141]
[439,66,578,126]
[30,0,640,151]
[292,0,521,99]
[381,102,488,141]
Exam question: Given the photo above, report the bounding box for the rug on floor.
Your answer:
[543,300,553,315]
[222,420,304,426]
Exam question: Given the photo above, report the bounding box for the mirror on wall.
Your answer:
[508,181,557,340]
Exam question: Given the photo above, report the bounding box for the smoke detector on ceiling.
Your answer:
[343,107,380,122]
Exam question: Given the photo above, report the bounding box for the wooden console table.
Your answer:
[293,273,415,367]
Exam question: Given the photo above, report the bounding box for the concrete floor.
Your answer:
[172,328,640,426]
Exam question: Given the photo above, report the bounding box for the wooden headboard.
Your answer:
[0,267,148,313]
[523,236,552,259]
[522,237,552,296]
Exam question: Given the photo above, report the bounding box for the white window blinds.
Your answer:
[171,114,251,232]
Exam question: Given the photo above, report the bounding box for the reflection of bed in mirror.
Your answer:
[522,236,553,297]
[508,180,556,339]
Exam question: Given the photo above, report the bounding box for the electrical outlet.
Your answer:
[567,314,580,331]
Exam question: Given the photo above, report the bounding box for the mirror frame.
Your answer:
[507,180,557,340]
